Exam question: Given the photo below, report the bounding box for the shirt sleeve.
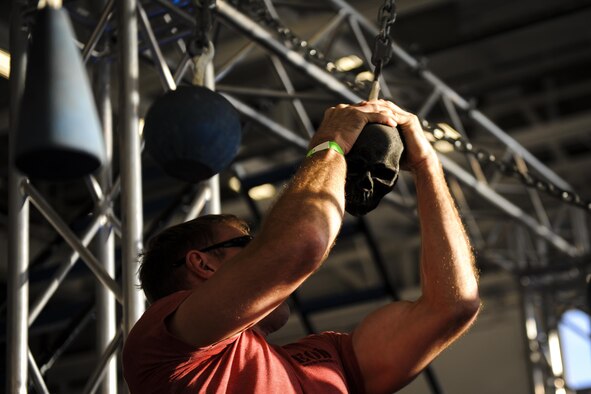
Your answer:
[298,331,367,394]
[123,290,239,384]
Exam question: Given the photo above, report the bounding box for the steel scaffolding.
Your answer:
[5,0,590,393]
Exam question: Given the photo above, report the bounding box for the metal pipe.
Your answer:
[137,1,177,91]
[203,175,221,215]
[307,9,347,48]
[22,180,123,302]
[438,155,580,256]
[82,0,114,63]
[7,2,29,391]
[28,350,50,394]
[441,95,487,183]
[107,211,123,238]
[28,213,104,325]
[174,52,192,85]
[467,108,572,191]
[119,0,146,335]
[222,94,308,149]
[347,16,392,98]
[417,87,441,119]
[94,44,117,394]
[38,301,95,375]
[215,42,255,82]
[184,185,211,221]
[152,0,195,25]
[217,85,333,101]
[270,55,315,136]
[216,0,362,103]
[82,329,123,394]
[202,62,221,214]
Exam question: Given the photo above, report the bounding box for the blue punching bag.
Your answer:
[15,6,105,180]
[143,86,242,183]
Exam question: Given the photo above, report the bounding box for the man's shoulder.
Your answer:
[125,290,193,345]
[142,291,192,321]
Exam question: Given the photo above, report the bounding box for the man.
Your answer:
[123,100,480,393]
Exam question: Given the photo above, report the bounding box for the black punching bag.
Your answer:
[143,86,242,183]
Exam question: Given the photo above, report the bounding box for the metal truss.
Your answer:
[5,0,221,392]
[6,0,591,393]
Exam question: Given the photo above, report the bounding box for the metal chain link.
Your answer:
[230,0,589,211]
[423,121,591,211]
[372,0,396,79]
[188,0,216,56]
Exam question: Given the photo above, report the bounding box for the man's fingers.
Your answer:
[392,111,422,130]
[365,112,397,129]
[379,100,411,116]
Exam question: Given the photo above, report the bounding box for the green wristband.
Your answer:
[306,141,344,158]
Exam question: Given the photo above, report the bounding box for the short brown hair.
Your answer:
[138,214,250,303]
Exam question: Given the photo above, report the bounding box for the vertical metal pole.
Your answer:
[94,42,117,394]
[523,291,544,394]
[7,2,29,393]
[118,0,145,336]
[203,62,221,214]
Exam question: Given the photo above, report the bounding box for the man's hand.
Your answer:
[310,100,399,154]
[380,101,438,173]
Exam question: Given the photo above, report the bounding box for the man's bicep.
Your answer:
[352,300,464,394]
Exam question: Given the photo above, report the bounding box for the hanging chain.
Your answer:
[230,0,589,211]
[188,0,216,56]
[368,0,590,212]
[424,122,591,211]
[371,0,396,82]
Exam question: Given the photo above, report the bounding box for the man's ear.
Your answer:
[185,250,216,280]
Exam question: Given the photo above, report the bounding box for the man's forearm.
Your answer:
[414,158,479,311]
[255,150,347,270]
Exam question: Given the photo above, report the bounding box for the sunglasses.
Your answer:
[172,235,253,267]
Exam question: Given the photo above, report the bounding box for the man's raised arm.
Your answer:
[353,103,481,394]
[171,101,399,347]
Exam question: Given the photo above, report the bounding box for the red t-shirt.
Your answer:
[123,291,365,393]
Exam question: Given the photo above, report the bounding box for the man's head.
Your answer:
[139,214,250,304]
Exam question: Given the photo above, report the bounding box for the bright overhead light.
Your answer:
[248,183,276,201]
[138,118,145,136]
[548,330,564,376]
[0,49,10,79]
[355,71,374,84]
[228,176,241,192]
[335,55,363,72]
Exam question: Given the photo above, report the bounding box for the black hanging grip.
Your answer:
[345,123,405,216]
